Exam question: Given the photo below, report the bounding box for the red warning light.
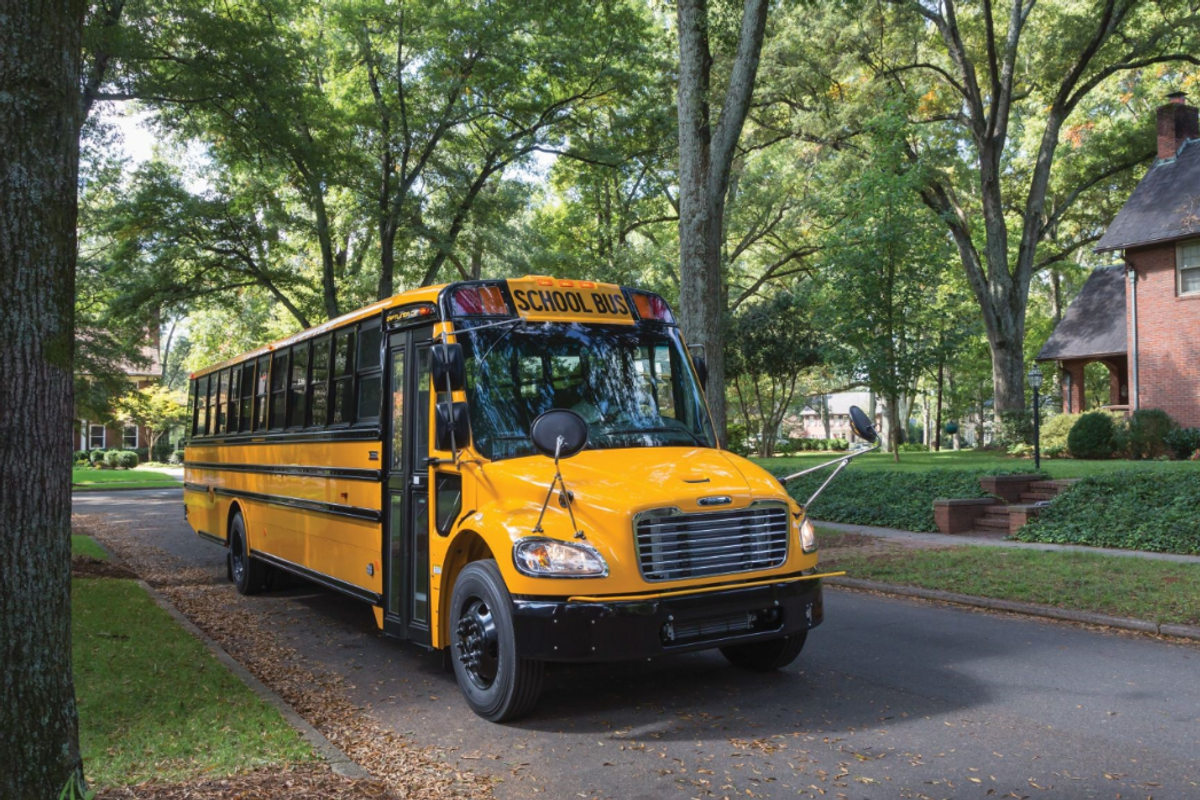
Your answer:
[631,291,675,323]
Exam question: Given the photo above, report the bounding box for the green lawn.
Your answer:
[74,578,311,787]
[754,449,1200,478]
[72,466,180,490]
[825,544,1200,626]
[71,534,108,560]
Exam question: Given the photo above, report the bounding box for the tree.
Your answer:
[115,385,189,457]
[0,0,87,795]
[727,290,821,457]
[676,0,771,443]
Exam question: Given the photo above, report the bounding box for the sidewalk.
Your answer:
[815,519,1200,565]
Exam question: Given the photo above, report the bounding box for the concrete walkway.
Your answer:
[816,519,1200,565]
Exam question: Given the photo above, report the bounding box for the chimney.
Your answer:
[1157,91,1199,161]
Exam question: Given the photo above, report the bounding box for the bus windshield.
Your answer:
[457,321,716,461]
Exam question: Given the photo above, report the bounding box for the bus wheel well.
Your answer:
[438,530,495,647]
[225,501,244,547]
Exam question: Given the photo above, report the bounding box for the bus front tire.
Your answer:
[229,513,267,596]
[720,631,807,672]
[449,560,543,722]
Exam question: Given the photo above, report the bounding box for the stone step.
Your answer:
[983,505,1012,517]
[1029,480,1059,490]
[974,517,1010,532]
[1019,491,1057,502]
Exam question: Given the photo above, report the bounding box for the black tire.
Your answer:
[228,512,268,596]
[449,560,544,722]
[720,631,808,672]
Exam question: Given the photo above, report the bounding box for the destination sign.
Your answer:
[506,278,636,325]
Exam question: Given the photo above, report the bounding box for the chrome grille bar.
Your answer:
[634,503,790,582]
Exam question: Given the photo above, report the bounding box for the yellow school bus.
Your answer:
[185,277,869,721]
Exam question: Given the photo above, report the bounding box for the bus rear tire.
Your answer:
[720,631,807,672]
[229,512,267,596]
[449,560,543,722]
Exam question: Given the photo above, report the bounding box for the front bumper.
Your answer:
[512,576,823,662]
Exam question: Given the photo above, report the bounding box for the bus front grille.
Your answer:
[634,503,790,582]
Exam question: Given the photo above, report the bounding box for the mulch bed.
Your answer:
[74,514,494,800]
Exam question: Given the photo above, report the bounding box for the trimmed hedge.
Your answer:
[1015,471,1200,554]
[1068,411,1116,459]
[772,467,1045,533]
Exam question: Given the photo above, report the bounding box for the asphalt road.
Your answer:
[75,489,1200,800]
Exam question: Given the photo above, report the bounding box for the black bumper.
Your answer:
[512,577,823,662]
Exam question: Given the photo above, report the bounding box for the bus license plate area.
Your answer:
[661,607,784,647]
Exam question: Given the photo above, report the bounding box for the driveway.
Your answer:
[74,489,1200,800]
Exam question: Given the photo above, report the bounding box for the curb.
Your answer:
[82,531,370,780]
[73,484,182,493]
[827,577,1200,642]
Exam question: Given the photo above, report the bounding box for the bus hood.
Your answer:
[468,447,792,544]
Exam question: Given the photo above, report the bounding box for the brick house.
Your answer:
[1038,92,1200,428]
[74,341,162,456]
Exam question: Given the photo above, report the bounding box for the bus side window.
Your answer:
[653,345,677,418]
[309,336,331,428]
[254,355,269,430]
[187,380,196,437]
[356,320,383,423]
[289,341,309,428]
[228,365,241,433]
[239,363,254,432]
[216,369,229,434]
[270,348,290,430]
[331,328,355,426]
[205,374,217,435]
[194,377,207,437]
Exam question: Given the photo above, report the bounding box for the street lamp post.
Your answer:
[1028,366,1044,470]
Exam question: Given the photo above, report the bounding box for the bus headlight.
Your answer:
[799,516,817,553]
[513,537,608,578]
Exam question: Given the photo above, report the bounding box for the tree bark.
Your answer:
[676,0,768,446]
[0,0,87,796]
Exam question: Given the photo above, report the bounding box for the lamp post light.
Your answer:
[1028,366,1044,470]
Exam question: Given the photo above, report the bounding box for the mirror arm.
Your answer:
[778,441,881,510]
[532,436,585,538]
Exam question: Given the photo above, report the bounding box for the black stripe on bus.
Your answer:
[184,462,382,482]
[252,552,381,605]
[196,529,226,546]
[184,483,381,523]
[187,426,382,447]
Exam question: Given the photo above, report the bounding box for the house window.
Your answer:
[1179,241,1200,296]
[89,424,106,449]
[123,425,138,449]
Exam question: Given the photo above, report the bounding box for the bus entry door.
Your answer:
[384,326,432,645]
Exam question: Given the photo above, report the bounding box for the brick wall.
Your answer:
[1127,242,1200,427]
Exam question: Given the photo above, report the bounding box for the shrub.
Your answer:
[1165,427,1200,460]
[1016,471,1200,554]
[993,410,1033,448]
[725,424,751,457]
[168,449,186,465]
[117,451,140,469]
[1007,442,1033,458]
[898,442,928,452]
[1043,444,1067,459]
[73,450,88,463]
[1068,411,1116,459]
[1040,413,1079,454]
[1125,408,1177,459]
[88,449,107,465]
[773,467,1045,533]
[103,450,123,468]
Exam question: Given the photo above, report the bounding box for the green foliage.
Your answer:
[102,450,121,469]
[1016,472,1200,554]
[88,449,107,465]
[1068,411,1117,459]
[168,449,186,465]
[993,410,1033,448]
[1165,427,1200,460]
[898,442,929,453]
[782,438,849,453]
[725,424,751,457]
[1126,408,1177,460]
[73,450,88,464]
[775,467,1043,532]
[1040,413,1080,453]
[118,451,140,469]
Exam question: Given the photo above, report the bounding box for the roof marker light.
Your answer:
[631,291,676,323]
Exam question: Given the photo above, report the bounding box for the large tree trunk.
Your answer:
[676,0,768,446]
[0,0,87,795]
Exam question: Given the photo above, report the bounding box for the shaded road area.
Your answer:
[75,489,1200,800]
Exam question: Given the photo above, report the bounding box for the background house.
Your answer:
[74,340,163,456]
[791,391,885,441]
[1038,92,1200,427]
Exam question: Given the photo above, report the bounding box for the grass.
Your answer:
[754,449,1200,478]
[74,578,311,787]
[71,534,109,560]
[826,544,1200,626]
[72,466,180,490]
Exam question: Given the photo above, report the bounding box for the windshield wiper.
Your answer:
[475,318,527,363]
[602,426,704,445]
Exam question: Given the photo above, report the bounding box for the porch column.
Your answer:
[1063,362,1086,413]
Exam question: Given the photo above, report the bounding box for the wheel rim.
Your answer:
[231,532,246,584]
[455,598,500,690]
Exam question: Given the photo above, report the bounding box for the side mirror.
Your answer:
[431,343,466,392]
[848,405,878,444]
[530,409,588,460]
[687,343,708,390]
[435,401,470,451]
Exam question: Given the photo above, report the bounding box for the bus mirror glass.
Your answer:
[431,343,466,393]
[848,405,878,443]
[529,409,588,460]
[435,401,470,451]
